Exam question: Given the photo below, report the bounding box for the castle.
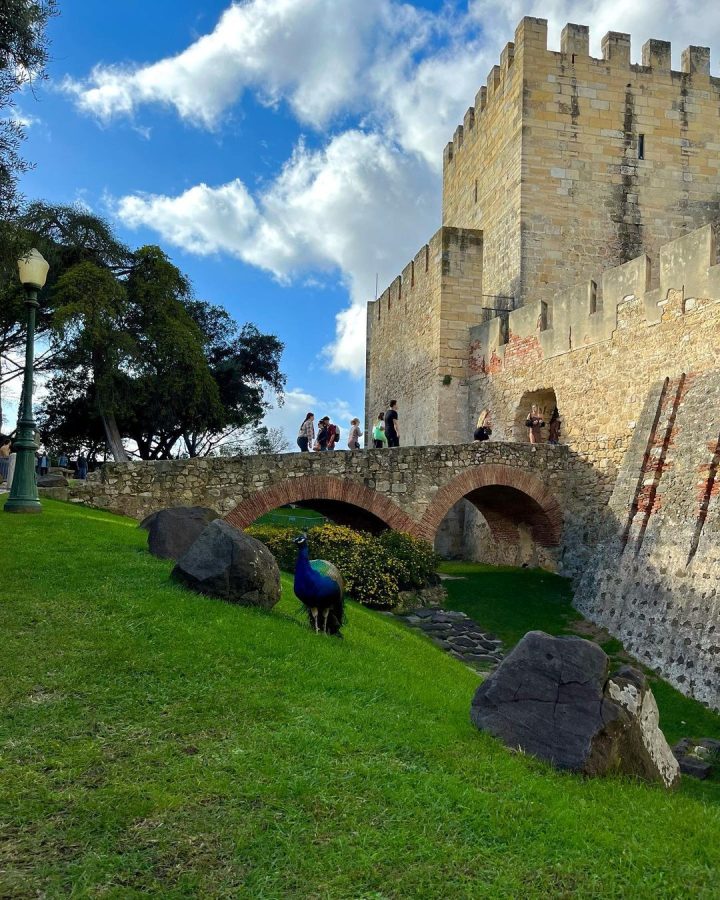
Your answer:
[365,17,720,709]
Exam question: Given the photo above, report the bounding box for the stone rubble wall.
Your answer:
[575,371,720,710]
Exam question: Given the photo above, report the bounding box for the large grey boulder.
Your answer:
[172,519,281,609]
[37,474,68,488]
[470,631,680,788]
[140,506,218,560]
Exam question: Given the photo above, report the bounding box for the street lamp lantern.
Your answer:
[4,248,49,514]
[17,248,50,290]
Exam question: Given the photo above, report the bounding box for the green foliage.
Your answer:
[377,530,440,590]
[0,2,57,221]
[2,499,720,896]
[246,523,439,608]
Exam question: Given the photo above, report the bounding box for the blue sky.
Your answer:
[15,0,718,446]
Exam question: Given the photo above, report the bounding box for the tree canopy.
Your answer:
[0,1,57,223]
[18,210,287,460]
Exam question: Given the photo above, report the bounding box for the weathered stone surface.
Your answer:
[140,506,218,561]
[672,737,719,779]
[470,631,680,788]
[172,520,280,609]
[395,607,504,672]
[37,474,67,488]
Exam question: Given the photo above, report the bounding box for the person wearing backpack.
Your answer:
[316,417,330,451]
[372,414,388,448]
[327,422,340,450]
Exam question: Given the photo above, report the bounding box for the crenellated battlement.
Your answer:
[469,222,720,371]
[443,16,719,171]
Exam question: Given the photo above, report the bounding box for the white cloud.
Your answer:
[63,0,421,130]
[115,130,439,375]
[76,0,720,375]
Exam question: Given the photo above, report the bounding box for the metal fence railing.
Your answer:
[259,512,328,528]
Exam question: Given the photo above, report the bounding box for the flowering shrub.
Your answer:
[246,523,437,609]
[376,530,441,590]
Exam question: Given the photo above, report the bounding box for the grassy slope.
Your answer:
[0,502,718,898]
[439,562,720,751]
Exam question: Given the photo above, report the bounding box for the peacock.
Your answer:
[293,534,345,635]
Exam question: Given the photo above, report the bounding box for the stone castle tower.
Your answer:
[365,16,720,446]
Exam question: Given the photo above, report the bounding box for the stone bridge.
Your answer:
[74,443,595,564]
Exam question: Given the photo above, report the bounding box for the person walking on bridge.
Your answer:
[384,400,400,448]
[372,414,387,448]
[297,412,314,452]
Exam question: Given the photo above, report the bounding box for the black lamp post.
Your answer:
[4,248,49,514]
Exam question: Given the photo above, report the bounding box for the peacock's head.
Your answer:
[293,533,308,547]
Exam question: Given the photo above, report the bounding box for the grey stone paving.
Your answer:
[393,607,503,671]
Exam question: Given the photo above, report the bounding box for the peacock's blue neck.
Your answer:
[295,542,311,575]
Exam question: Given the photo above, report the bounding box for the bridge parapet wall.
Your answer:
[70,443,589,560]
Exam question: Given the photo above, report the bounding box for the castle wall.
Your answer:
[469,224,720,708]
[442,17,720,309]
[441,26,527,303]
[365,227,483,446]
[574,371,720,710]
[468,225,720,493]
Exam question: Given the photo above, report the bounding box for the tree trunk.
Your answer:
[101,412,129,462]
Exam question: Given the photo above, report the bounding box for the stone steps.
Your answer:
[392,607,504,672]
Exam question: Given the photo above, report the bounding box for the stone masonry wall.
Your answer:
[442,17,720,310]
[366,227,483,447]
[469,225,720,500]
[469,224,720,709]
[574,371,720,710]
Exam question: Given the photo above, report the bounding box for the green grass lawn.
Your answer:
[253,506,326,528]
[2,501,720,897]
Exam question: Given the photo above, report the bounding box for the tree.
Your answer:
[182,301,285,457]
[0,203,132,432]
[50,260,133,460]
[118,246,225,459]
[37,245,286,461]
[0,1,57,226]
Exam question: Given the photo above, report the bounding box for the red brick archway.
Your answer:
[417,464,563,545]
[224,475,418,534]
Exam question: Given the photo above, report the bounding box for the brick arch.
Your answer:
[417,464,563,546]
[224,475,419,534]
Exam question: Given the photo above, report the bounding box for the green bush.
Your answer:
[377,530,441,590]
[246,523,436,609]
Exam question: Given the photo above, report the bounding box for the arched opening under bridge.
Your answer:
[423,465,562,568]
[224,475,418,535]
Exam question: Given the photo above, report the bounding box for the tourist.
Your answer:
[525,404,545,444]
[473,409,492,442]
[385,400,400,447]
[297,412,315,452]
[348,418,363,450]
[76,453,89,479]
[372,414,388,448]
[326,421,340,451]
[38,451,49,476]
[315,417,330,451]
[58,450,69,468]
[548,407,561,445]
[0,439,10,484]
